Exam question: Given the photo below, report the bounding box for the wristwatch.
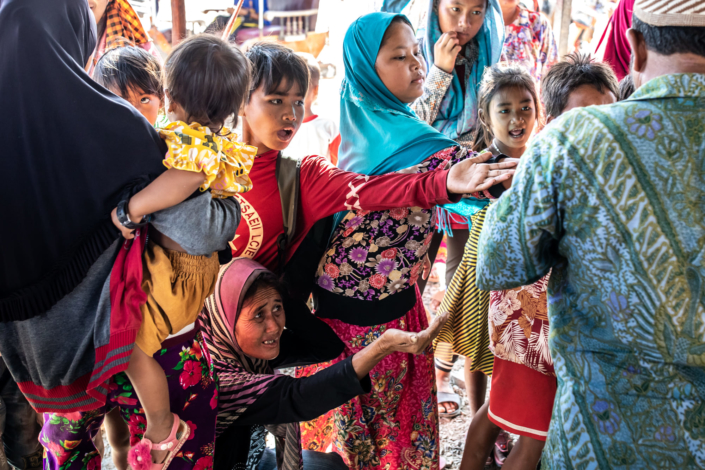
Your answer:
[116,199,149,229]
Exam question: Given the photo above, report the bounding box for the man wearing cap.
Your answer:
[474,0,705,467]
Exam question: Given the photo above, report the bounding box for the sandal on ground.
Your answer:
[128,413,190,470]
[437,391,462,419]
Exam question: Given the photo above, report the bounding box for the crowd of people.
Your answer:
[1,0,704,469]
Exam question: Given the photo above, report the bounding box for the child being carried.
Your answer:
[106,35,256,470]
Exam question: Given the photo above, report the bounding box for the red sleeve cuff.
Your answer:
[434,170,461,204]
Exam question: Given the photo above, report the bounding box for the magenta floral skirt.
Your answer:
[296,287,439,470]
[40,330,217,470]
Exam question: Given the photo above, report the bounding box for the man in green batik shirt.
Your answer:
[475,0,705,468]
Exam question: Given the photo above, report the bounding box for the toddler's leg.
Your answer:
[104,408,131,470]
[125,347,173,464]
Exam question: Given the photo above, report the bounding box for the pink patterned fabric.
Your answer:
[198,259,277,436]
[501,7,558,85]
[297,287,439,470]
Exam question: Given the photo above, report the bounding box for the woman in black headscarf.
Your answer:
[0,0,239,415]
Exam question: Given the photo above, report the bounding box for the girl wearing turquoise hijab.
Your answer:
[411,0,505,423]
[296,12,515,470]
[413,0,504,145]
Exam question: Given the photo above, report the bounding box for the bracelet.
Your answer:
[116,199,149,229]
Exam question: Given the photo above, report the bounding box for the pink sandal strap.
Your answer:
[128,413,190,470]
[153,413,184,451]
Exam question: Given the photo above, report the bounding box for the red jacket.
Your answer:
[231,150,458,271]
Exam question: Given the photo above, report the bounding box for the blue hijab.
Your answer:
[422,0,504,140]
[337,12,457,175]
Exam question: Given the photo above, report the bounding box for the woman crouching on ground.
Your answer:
[201,257,448,470]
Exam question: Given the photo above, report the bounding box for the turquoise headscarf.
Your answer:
[422,0,504,140]
[421,0,504,233]
[337,12,457,175]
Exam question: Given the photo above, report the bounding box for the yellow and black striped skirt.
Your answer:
[434,205,494,375]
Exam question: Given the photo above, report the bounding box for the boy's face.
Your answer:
[242,78,305,154]
[112,86,162,126]
[548,84,616,123]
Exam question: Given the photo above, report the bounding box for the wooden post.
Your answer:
[552,0,573,59]
[171,0,186,45]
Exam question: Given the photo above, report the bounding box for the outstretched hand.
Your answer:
[380,312,449,355]
[446,151,518,195]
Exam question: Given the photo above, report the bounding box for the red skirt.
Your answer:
[487,357,557,441]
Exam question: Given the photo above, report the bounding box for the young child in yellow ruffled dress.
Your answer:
[106,36,256,470]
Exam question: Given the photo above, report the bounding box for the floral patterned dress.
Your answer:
[315,146,463,300]
[501,7,558,85]
[41,330,217,470]
[297,146,468,470]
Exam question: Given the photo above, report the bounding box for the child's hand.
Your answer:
[111,208,136,240]
[434,32,462,74]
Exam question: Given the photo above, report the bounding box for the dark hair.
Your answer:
[298,53,321,90]
[618,74,635,101]
[380,15,414,48]
[472,63,541,152]
[94,46,163,102]
[632,16,705,57]
[164,34,251,131]
[246,42,309,101]
[540,53,619,118]
[242,272,285,307]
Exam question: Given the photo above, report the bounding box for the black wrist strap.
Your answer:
[116,199,149,229]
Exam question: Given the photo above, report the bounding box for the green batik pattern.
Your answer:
[476,74,705,469]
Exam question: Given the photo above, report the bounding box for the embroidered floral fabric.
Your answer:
[316,147,465,300]
[489,274,554,376]
[501,8,558,85]
[297,289,439,470]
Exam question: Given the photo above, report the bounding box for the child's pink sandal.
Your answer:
[128,413,190,470]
